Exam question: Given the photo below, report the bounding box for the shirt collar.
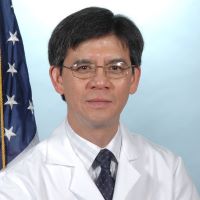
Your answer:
[65,120,122,171]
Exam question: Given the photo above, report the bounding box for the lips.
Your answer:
[86,98,112,108]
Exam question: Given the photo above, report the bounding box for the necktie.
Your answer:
[92,149,118,200]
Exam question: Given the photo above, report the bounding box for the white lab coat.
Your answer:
[0,121,199,200]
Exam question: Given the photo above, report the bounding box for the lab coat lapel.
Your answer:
[113,125,142,200]
[113,151,140,200]
[69,161,103,200]
[46,121,104,200]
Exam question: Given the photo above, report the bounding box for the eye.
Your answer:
[110,65,122,71]
[108,62,127,73]
[73,64,94,73]
[77,65,89,70]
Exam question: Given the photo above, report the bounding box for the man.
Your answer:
[0,7,199,200]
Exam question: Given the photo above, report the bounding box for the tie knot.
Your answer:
[93,149,117,170]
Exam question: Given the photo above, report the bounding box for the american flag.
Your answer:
[0,0,38,169]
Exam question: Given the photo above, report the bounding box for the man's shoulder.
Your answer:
[121,125,179,167]
[4,120,66,172]
[2,139,47,174]
[0,141,46,196]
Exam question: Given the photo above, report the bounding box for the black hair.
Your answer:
[48,7,144,67]
[48,7,144,101]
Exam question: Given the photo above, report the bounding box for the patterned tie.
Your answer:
[92,149,118,200]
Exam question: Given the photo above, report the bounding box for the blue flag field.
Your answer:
[0,0,38,169]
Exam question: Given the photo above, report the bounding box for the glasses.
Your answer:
[63,61,135,79]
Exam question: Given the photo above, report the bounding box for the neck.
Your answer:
[67,115,119,148]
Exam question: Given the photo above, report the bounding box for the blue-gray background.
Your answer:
[13,0,200,192]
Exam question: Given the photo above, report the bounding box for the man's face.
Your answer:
[50,34,140,131]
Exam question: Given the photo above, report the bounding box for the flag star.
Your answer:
[7,31,19,45]
[4,95,18,109]
[27,100,34,114]
[7,63,17,76]
[4,127,16,141]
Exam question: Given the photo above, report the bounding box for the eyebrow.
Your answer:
[72,58,128,65]
[106,58,128,65]
[73,59,93,65]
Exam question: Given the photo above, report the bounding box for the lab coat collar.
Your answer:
[46,120,77,166]
[46,121,104,199]
[112,124,142,200]
[120,124,142,161]
[45,122,142,166]
[45,121,142,200]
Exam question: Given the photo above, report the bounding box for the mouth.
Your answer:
[86,98,112,109]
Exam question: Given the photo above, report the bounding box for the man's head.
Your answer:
[48,7,144,68]
[48,7,144,132]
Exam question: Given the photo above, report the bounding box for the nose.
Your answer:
[87,66,112,90]
[95,66,106,77]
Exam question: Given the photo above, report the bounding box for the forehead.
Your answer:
[64,35,130,63]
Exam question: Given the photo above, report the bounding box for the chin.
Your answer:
[87,116,119,128]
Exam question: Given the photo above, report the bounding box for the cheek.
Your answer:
[115,82,131,105]
[62,79,85,103]
[119,90,130,105]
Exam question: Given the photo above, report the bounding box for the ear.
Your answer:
[129,67,141,94]
[49,66,64,95]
